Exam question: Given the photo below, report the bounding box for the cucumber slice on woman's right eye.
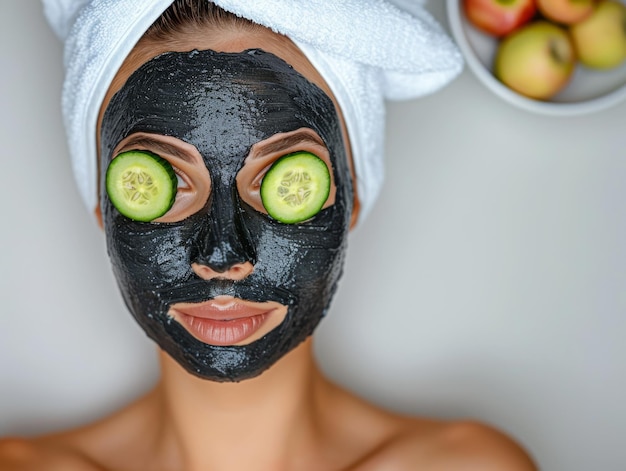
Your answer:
[106,150,177,222]
[260,152,331,224]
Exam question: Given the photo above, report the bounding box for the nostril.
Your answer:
[227,262,254,280]
[192,261,254,281]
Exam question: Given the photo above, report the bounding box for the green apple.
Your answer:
[536,0,597,24]
[570,0,626,69]
[494,21,576,100]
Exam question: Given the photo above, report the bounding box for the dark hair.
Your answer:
[144,0,262,41]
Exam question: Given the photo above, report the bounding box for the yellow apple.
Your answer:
[536,0,597,24]
[570,0,626,69]
[494,21,576,100]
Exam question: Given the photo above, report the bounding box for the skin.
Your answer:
[0,25,538,471]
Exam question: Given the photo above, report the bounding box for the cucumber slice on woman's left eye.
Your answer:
[260,152,331,224]
[106,150,177,222]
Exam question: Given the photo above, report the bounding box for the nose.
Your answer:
[192,189,255,281]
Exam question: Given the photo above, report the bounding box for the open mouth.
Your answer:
[168,295,288,346]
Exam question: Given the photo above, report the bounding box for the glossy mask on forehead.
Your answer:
[100,49,353,381]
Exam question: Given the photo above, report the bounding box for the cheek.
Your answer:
[243,207,348,289]
[105,215,200,289]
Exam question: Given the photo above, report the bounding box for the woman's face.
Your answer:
[99,41,354,381]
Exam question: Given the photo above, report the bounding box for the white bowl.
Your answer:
[446,0,626,115]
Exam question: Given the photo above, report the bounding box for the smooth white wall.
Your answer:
[1,3,625,470]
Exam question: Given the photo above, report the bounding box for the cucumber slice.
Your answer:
[260,152,331,224]
[106,150,177,222]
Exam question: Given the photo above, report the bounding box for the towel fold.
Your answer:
[42,0,463,223]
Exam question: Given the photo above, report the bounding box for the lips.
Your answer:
[169,296,287,346]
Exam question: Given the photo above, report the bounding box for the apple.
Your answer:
[494,21,576,99]
[536,0,597,24]
[569,0,626,69]
[463,0,537,37]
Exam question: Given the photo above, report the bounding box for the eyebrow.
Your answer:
[255,131,326,155]
[117,136,195,163]
[118,130,326,162]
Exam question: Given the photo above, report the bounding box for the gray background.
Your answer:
[2,2,625,470]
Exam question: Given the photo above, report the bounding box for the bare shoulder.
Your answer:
[0,436,104,471]
[0,390,162,471]
[355,419,538,471]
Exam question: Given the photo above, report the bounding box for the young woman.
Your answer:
[1,1,536,469]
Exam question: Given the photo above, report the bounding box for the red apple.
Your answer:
[536,0,597,24]
[494,21,576,99]
[463,0,538,37]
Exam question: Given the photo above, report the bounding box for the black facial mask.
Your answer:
[100,49,353,381]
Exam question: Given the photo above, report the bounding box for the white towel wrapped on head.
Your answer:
[42,0,463,224]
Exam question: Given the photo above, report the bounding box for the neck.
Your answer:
[151,338,329,471]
